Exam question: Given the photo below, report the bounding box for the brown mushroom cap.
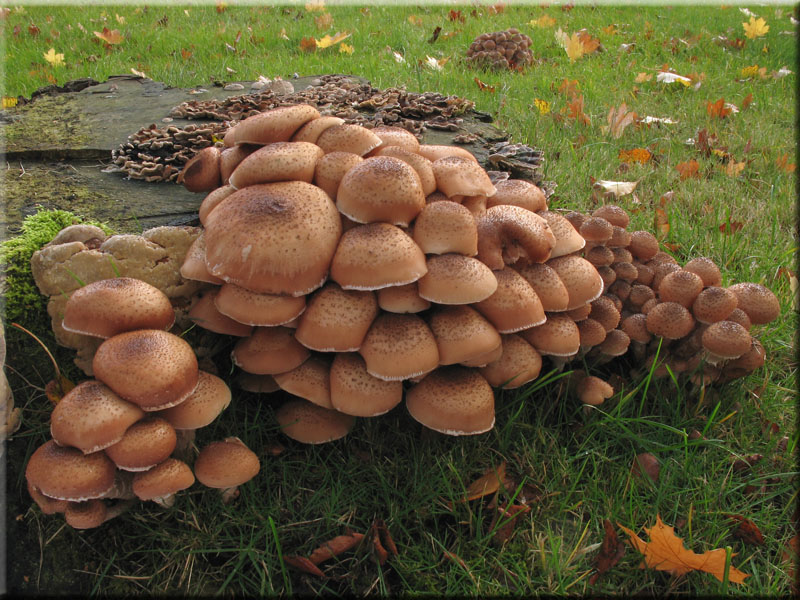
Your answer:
[290,115,345,144]
[50,380,145,454]
[189,289,254,337]
[329,352,403,417]
[726,307,752,331]
[576,375,614,406]
[235,372,280,394]
[597,329,630,357]
[701,320,752,360]
[645,301,696,339]
[417,144,479,163]
[721,338,765,379]
[683,256,722,287]
[628,283,656,309]
[479,334,542,389]
[93,329,199,411]
[273,356,333,409]
[330,222,427,291]
[727,282,781,324]
[316,123,383,156]
[579,216,613,244]
[473,267,546,333]
[26,440,116,501]
[585,244,615,268]
[577,317,607,349]
[515,263,570,312]
[520,313,580,357]
[405,366,495,436]
[228,141,324,189]
[608,226,632,248]
[377,282,431,313]
[620,313,652,344]
[417,253,498,304]
[547,255,604,310]
[275,398,355,444]
[178,146,221,193]
[658,269,704,307]
[612,261,639,283]
[566,302,593,322]
[372,145,436,196]
[204,181,342,296]
[538,211,586,258]
[214,283,306,327]
[432,155,497,198]
[359,313,439,381]
[198,184,237,226]
[628,230,660,261]
[180,232,225,284]
[313,151,364,200]
[219,144,259,186]
[476,205,556,269]
[157,370,231,430]
[232,326,310,375]
[62,277,175,339]
[132,458,195,502]
[65,499,108,529]
[336,156,426,226]
[27,480,69,515]
[295,282,378,352]
[234,104,321,145]
[194,438,260,489]
[486,179,547,213]
[589,297,621,333]
[369,125,421,153]
[412,200,478,256]
[591,205,630,229]
[105,417,177,471]
[633,261,655,286]
[428,305,502,366]
[650,261,682,292]
[692,286,738,324]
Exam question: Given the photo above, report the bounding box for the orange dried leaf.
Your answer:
[635,72,653,83]
[307,532,365,565]
[215,1,227,13]
[726,514,765,546]
[618,148,652,164]
[45,374,75,405]
[408,15,423,26]
[619,515,749,584]
[375,519,399,557]
[707,98,732,119]
[590,519,626,585]
[488,3,506,15]
[94,27,123,45]
[557,78,580,97]
[180,48,192,60]
[776,153,796,173]
[719,220,744,234]
[724,161,746,178]
[676,159,700,180]
[299,36,317,52]
[448,9,465,23]
[567,95,591,126]
[578,30,601,54]
[654,208,671,239]
[474,77,496,93]
[464,461,507,502]
[315,12,333,30]
[283,555,326,577]
[605,103,635,139]
[741,93,753,110]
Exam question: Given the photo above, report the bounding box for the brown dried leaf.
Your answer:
[676,159,700,180]
[726,514,765,546]
[578,30,601,54]
[632,452,660,482]
[618,148,652,164]
[428,26,442,44]
[707,98,733,119]
[45,374,75,405]
[605,102,635,139]
[307,532,365,565]
[776,153,796,173]
[315,12,333,31]
[590,519,626,585]
[94,27,123,45]
[654,208,670,239]
[474,77,496,93]
[463,461,507,502]
[299,36,317,52]
[566,95,591,126]
[375,519,399,557]
[719,220,744,234]
[741,92,753,110]
[489,503,530,546]
[283,555,326,577]
[29,24,41,36]
[408,15,423,26]
[448,9,465,23]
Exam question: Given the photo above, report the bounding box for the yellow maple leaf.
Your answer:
[618,148,652,164]
[740,64,760,78]
[43,47,64,67]
[316,31,350,49]
[619,515,749,584]
[743,16,769,39]
[339,43,354,55]
[530,14,556,28]
[533,98,550,115]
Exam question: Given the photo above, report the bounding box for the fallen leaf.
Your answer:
[408,15,423,26]
[740,64,760,78]
[676,159,700,180]
[590,519,626,585]
[619,515,749,583]
[601,24,618,36]
[578,30,601,54]
[339,43,354,55]
[94,27,123,45]
[654,208,671,239]
[640,115,678,125]
[315,12,333,30]
[488,3,506,15]
[392,51,405,64]
[635,72,653,83]
[566,95,591,126]
[632,452,660,482]
[215,0,227,13]
[558,29,586,62]
[316,31,350,49]
[783,534,800,594]
[773,66,793,78]
[180,48,192,60]
[776,153,796,173]
[726,514,765,546]
[42,47,64,67]
[533,98,550,115]
[594,179,638,197]
[283,555,326,577]
[2,96,18,109]
[463,461,508,502]
[299,36,317,52]
[618,148,652,164]
[557,78,580,98]
[489,503,530,546]
[130,68,147,78]
[308,532,365,564]
[530,14,557,28]
[743,16,769,39]
[604,103,635,139]
[448,9,465,23]
[305,0,325,11]
[656,71,692,86]
[428,26,442,44]
[723,161,746,177]
[474,77,496,93]
[45,374,75,405]
[424,55,448,71]
[707,98,733,119]
[741,93,753,110]
[374,519,399,558]
[279,28,289,41]
[28,24,40,36]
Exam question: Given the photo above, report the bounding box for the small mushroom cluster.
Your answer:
[24,277,260,530]
[466,28,534,71]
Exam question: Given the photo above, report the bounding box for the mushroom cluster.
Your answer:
[466,28,534,71]
[24,277,261,530]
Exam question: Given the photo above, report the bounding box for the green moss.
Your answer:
[1,209,113,329]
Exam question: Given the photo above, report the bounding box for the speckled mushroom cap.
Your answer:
[721,338,765,380]
[417,144,479,163]
[329,352,403,417]
[93,329,199,411]
[27,480,69,515]
[273,356,333,409]
[683,256,722,287]
[589,296,621,332]
[377,282,431,314]
[476,205,556,270]
[645,301,696,339]
[566,302,593,322]
[372,146,436,196]
[50,379,145,454]
[132,458,195,501]
[486,179,547,213]
[405,366,495,436]
[650,262,682,292]
[577,317,607,348]
[473,267,546,333]
[313,151,364,200]
[188,289,254,337]
[579,216,613,244]
[658,270,704,308]
[359,313,440,381]
[194,438,260,489]
[315,123,383,156]
[701,320,752,360]
[611,261,638,283]
[628,284,656,309]
[520,313,580,357]
[232,326,310,375]
[515,263,570,312]
[620,313,652,344]
[576,375,614,406]
[65,499,108,530]
[219,144,258,185]
[412,200,479,256]
[585,245,615,267]
[330,223,427,291]
[428,305,502,366]
[479,334,542,389]
[62,277,175,339]
[180,232,225,285]
[214,283,306,327]
[608,226,632,248]
[692,286,738,324]
[336,156,426,226]
[294,282,378,352]
[290,115,345,144]
[726,307,752,331]
[205,181,342,297]
[628,230,660,261]
[592,205,630,229]
[432,155,497,199]
[727,282,781,324]
[417,254,498,304]
[157,370,231,430]
[597,329,631,357]
[178,146,221,193]
[275,398,355,444]
[547,255,604,311]
[538,211,586,258]
[228,141,324,189]
[369,125,421,153]
[233,104,321,145]
[105,417,177,472]
[199,185,237,226]
[26,440,116,501]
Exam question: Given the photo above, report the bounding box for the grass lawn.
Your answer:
[3,2,798,596]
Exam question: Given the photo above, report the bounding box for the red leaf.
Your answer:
[676,159,700,180]
[706,98,732,119]
[725,514,765,546]
[474,77,496,93]
[283,555,326,577]
[307,532,365,565]
[590,519,626,585]
[448,9,465,23]
[718,220,744,234]
[428,26,442,44]
[28,24,40,36]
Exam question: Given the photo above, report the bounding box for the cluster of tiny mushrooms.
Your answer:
[25,103,780,530]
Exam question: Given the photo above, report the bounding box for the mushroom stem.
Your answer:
[99,470,136,500]
[220,486,240,504]
[152,493,177,509]
[102,498,135,523]
[172,429,197,462]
